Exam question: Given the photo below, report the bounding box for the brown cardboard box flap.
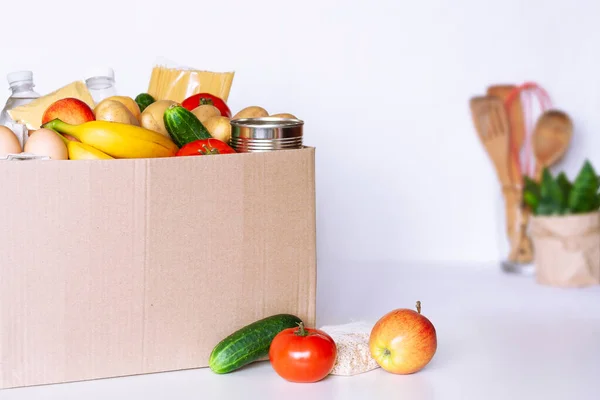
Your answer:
[531,212,600,287]
[0,148,316,389]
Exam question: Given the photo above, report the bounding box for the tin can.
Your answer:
[230,117,304,153]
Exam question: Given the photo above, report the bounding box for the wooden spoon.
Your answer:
[532,110,573,181]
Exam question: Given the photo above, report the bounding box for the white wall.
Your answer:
[2,0,599,265]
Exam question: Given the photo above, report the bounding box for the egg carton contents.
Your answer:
[0,153,50,161]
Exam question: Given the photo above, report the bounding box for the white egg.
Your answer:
[24,128,68,160]
[0,126,22,156]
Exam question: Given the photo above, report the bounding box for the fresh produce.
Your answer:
[0,126,22,156]
[24,128,68,160]
[523,160,600,215]
[140,100,177,138]
[176,138,235,156]
[100,96,141,122]
[191,104,220,122]
[42,119,178,159]
[269,322,337,383]
[203,116,232,144]
[369,301,437,375]
[135,93,156,112]
[57,134,113,160]
[182,93,232,118]
[208,314,303,374]
[270,113,297,119]
[41,97,96,126]
[164,104,212,147]
[232,106,269,120]
[94,99,140,126]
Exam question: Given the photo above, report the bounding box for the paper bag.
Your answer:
[530,212,600,287]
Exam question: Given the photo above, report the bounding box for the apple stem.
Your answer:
[416,301,421,314]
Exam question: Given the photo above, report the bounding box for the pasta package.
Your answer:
[147,58,234,103]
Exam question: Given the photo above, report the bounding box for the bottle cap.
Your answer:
[7,71,33,85]
[85,67,115,81]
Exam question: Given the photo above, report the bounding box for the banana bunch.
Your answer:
[42,119,179,160]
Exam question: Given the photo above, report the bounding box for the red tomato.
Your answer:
[176,139,236,156]
[269,322,337,383]
[181,93,232,118]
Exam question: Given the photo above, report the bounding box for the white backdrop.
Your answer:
[1,0,599,264]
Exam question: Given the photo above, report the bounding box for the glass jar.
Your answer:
[495,186,535,275]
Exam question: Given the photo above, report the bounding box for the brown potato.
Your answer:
[94,100,139,126]
[270,113,298,119]
[232,106,269,120]
[140,100,177,137]
[102,96,141,122]
[203,116,232,144]
[192,105,221,122]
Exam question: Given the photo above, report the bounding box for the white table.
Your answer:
[1,262,599,400]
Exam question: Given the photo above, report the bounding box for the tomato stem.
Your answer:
[416,301,421,314]
[295,322,309,337]
[200,98,214,106]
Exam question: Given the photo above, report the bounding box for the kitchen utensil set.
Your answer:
[469,82,573,268]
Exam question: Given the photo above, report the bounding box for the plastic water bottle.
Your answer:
[0,71,41,148]
[85,67,117,104]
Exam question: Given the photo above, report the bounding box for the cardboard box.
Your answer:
[0,147,316,389]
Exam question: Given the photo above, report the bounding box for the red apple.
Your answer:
[369,301,437,374]
[42,98,95,126]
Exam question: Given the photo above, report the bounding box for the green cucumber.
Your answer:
[209,314,302,374]
[164,104,212,147]
[135,93,155,112]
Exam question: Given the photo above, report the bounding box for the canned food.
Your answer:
[230,117,304,152]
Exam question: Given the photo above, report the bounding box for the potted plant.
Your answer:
[523,160,600,287]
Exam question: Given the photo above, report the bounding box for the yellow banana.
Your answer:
[66,140,114,160]
[42,119,178,159]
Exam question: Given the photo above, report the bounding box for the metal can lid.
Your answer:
[231,117,304,140]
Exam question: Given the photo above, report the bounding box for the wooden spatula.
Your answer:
[470,96,532,263]
[486,85,526,185]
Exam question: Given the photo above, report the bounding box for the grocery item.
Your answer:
[147,63,234,103]
[191,104,220,122]
[0,126,23,156]
[232,106,268,120]
[203,116,232,144]
[135,93,156,112]
[94,99,139,126]
[59,134,113,160]
[176,138,235,156]
[140,100,177,138]
[230,117,303,153]
[182,93,232,118]
[8,81,95,130]
[85,67,117,104]
[42,98,95,126]
[0,71,41,148]
[163,104,212,147]
[369,301,437,374]
[319,321,380,376]
[23,128,68,160]
[42,119,178,159]
[100,96,141,122]
[269,322,337,383]
[270,113,297,119]
[208,314,303,374]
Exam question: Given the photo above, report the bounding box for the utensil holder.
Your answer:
[495,187,535,275]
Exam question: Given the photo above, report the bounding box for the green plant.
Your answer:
[523,160,600,216]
